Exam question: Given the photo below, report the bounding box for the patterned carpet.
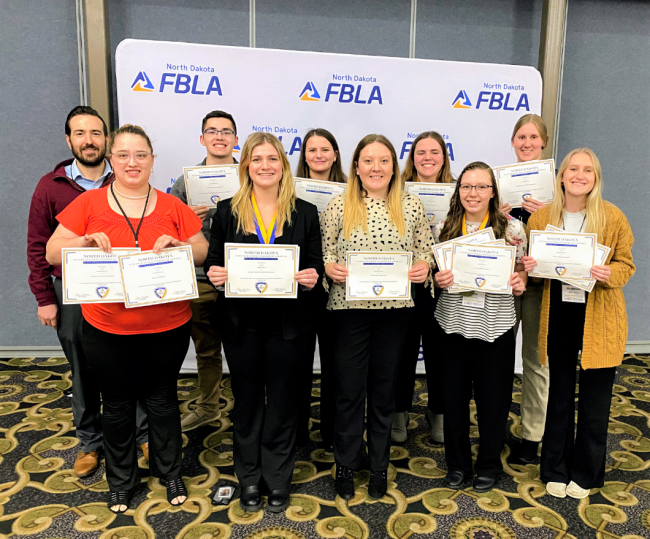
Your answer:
[0,355,649,539]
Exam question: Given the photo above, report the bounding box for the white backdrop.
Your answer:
[116,39,539,374]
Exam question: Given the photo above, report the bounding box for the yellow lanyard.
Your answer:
[251,193,277,244]
[462,212,489,236]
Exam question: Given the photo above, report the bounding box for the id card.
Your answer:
[462,291,486,309]
[562,283,586,303]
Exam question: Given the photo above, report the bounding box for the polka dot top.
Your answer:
[320,193,435,310]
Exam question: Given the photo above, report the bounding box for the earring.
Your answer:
[151,168,154,173]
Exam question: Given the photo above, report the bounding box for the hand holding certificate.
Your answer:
[184,164,240,207]
[494,159,555,208]
[528,231,597,280]
[404,182,455,225]
[346,251,412,300]
[294,178,346,215]
[450,244,516,294]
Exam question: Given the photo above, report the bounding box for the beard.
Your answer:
[72,144,106,168]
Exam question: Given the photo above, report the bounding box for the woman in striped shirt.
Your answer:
[432,161,527,493]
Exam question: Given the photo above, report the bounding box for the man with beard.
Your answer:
[27,106,148,478]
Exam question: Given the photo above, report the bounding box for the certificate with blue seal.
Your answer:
[184,164,240,207]
[224,243,299,298]
[494,159,555,208]
[529,231,596,281]
[450,243,516,294]
[346,251,412,301]
[294,178,347,215]
[62,248,139,304]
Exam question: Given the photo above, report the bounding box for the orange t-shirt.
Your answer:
[57,188,203,335]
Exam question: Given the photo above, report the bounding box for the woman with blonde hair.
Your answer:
[321,134,434,500]
[393,131,453,445]
[205,132,323,513]
[523,148,634,499]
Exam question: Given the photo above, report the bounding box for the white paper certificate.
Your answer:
[432,227,496,271]
[346,251,412,301]
[184,164,240,207]
[404,182,456,224]
[529,231,597,280]
[451,244,516,294]
[225,244,299,298]
[118,246,199,308]
[62,248,139,304]
[294,178,347,215]
[494,159,555,208]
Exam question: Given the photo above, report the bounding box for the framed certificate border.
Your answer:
[62,247,139,304]
[529,231,597,281]
[494,159,555,209]
[118,245,199,308]
[224,243,299,298]
[184,164,239,208]
[345,251,412,301]
[450,243,516,294]
[404,182,456,225]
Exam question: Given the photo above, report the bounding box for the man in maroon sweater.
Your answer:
[27,106,148,478]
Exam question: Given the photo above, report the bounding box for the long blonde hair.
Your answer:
[343,135,405,239]
[549,148,605,238]
[402,131,454,184]
[511,113,549,148]
[231,133,296,235]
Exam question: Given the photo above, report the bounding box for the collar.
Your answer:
[69,159,112,183]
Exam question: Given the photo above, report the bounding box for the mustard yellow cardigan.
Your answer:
[526,202,635,369]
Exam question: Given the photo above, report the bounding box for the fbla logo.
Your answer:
[452,90,472,109]
[96,286,109,298]
[427,213,436,223]
[475,277,486,288]
[210,195,220,205]
[555,266,567,276]
[131,71,154,92]
[299,82,321,102]
[233,144,241,153]
[372,285,384,296]
[154,287,167,299]
[255,282,268,294]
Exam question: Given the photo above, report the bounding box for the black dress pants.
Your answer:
[332,308,412,470]
[441,328,515,478]
[223,328,307,490]
[541,281,616,488]
[82,319,191,491]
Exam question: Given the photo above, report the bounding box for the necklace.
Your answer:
[112,183,151,199]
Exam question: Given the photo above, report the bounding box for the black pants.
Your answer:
[54,278,148,451]
[541,281,616,488]
[223,328,307,490]
[395,284,443,413]
[82,319,191,491]
[441,328,515,478]
[332,308,413,470]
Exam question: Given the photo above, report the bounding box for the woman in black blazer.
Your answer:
[205,132,323,514]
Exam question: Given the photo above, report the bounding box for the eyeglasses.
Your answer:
[202,128,236,137]
[459,184,493,193]
[110,152,152,163]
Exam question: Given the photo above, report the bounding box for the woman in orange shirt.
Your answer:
[46,125,208,513]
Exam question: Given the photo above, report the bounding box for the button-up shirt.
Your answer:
[64,159,112,190]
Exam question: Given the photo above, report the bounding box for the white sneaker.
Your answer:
[546,482,567,498]
[567,481,590,499]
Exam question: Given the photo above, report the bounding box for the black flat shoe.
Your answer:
[473,474,503,493]
[108,490,132,513]
[267,488,290,512]
[444,470,467,489]
[165,478,188,506]
[335,464,355,500]
[240,485,262,512]
[368,469,388,499]
[510,439,540,465]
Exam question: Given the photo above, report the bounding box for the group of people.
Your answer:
[27,105,634,514]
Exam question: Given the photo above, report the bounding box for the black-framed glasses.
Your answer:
[202,128,236,137]
[459,184,493,193]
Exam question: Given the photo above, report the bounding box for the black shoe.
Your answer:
[444,470,467,489]
[335,464,355,500]
[473,474,503,493]
[511,439,539,465]
[267,488,290,513]
[368,469,388,499]
[164,478,188,506]
[240,485,262,512]
[108,490,132,514]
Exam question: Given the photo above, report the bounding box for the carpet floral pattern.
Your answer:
[0,354,648,538]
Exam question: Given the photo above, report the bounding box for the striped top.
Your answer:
[433,218,527,342]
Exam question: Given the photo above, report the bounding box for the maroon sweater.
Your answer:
[27,159,113,307]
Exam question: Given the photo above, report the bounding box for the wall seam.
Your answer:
[250,0,256,48]
[409,0,417,58]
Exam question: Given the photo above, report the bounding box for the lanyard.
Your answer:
[462,213,489,236]
[251,193,277,244]
[110,183,151,248]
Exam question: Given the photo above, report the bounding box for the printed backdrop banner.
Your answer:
[116,39,540,374]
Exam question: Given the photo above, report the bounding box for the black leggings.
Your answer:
[82,319,191,491]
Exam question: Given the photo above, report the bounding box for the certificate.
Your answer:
[450,243,516,294]
[62,248,139,304]
[118,246,199,308]
[442,240,505,293]
[404,182,455,224]
[432,227,496,271]
[184,164,240,207]
[494,159,555,208]
[346,251,412,301]
[529,231,597,280]
[294,178,347,215]
[225,243,299,298]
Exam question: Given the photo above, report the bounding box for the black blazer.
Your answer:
[204,197,324,341]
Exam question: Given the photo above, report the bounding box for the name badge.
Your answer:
[462,291,486,309]
[561,283,586,303]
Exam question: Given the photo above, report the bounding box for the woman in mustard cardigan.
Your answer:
[523,148,635,499]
